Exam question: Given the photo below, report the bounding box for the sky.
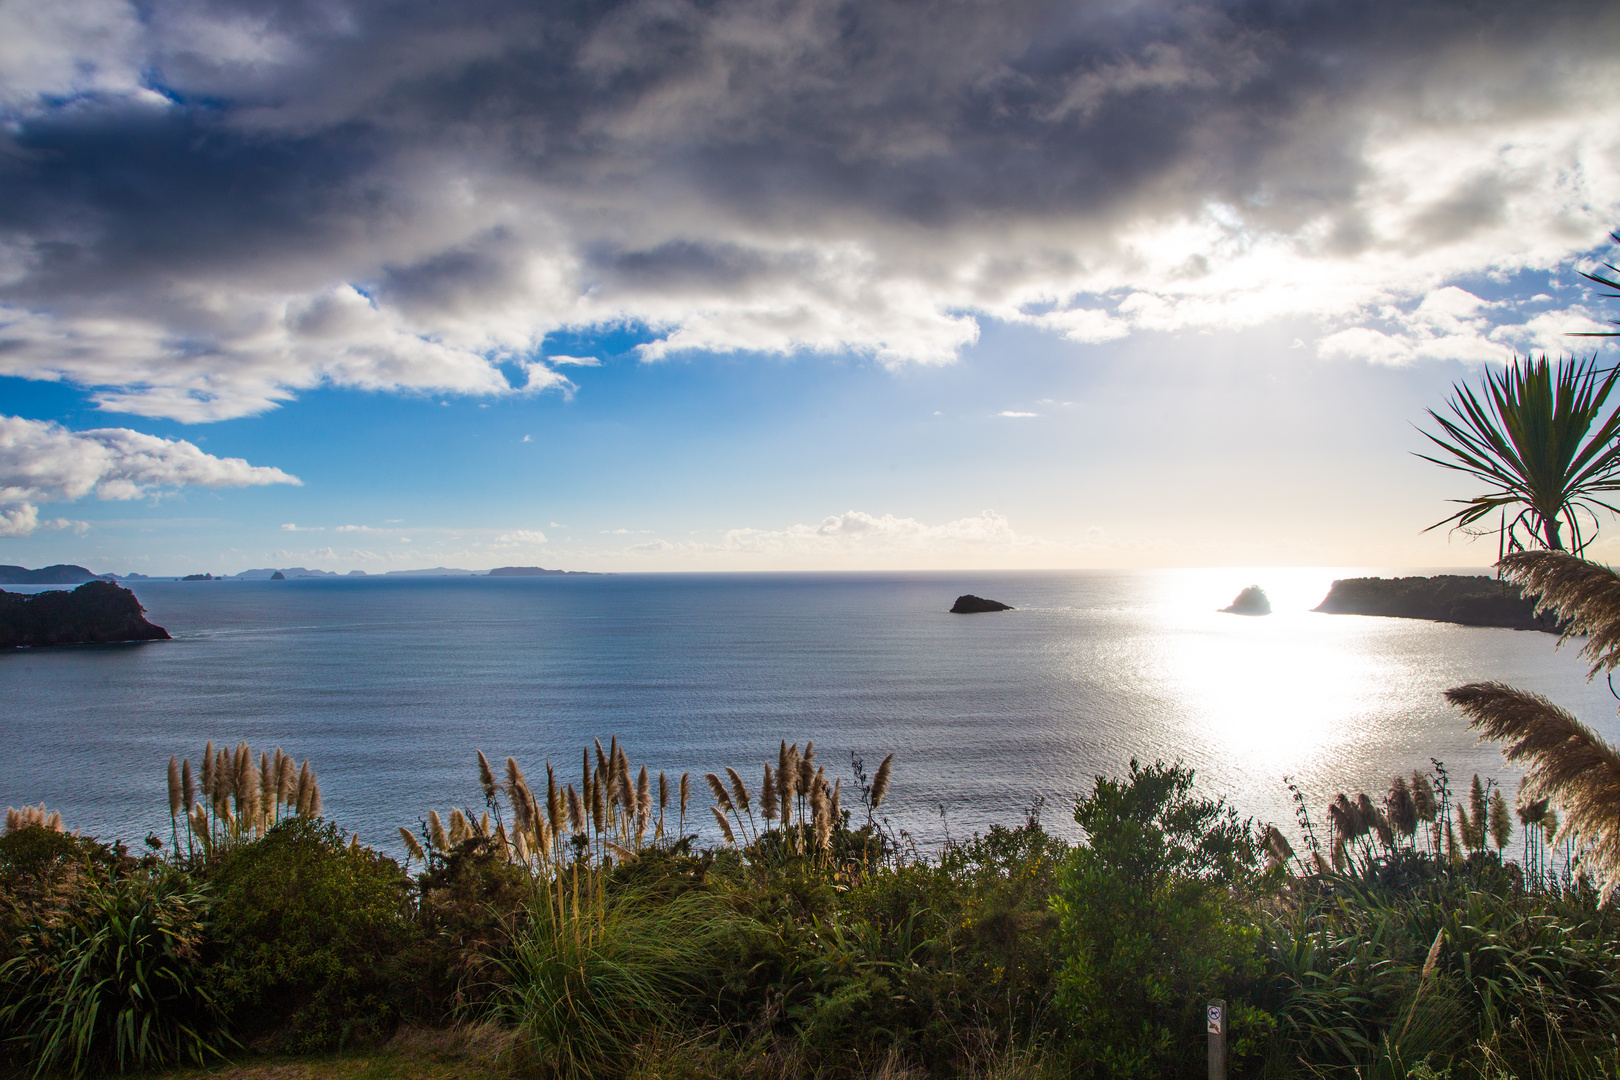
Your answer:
[1,0,1619,574]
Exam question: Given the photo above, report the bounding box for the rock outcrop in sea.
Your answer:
[1313,574,1559,632]
[0,581,170,648]
[1221,586,1271,615]
[951,594,1013,613]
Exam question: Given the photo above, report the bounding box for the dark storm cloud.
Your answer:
[0,0,1615,417]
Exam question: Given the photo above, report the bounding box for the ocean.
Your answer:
[5,568,1618,856]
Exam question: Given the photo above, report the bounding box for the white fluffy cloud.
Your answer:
[0,0,1617,420]
[0,415,300,535]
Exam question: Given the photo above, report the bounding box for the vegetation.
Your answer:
[1417,353,1620,555]
[4,721,1620,1080]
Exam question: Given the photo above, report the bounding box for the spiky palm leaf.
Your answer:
[1417,354,1620,554]
[1571,231,1620,339]
[1444,681,1620,890]
[1498,549,1620,677]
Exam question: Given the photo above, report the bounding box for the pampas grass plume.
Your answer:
[871,753,895,809]
[706,773,734,811]
[400,828,426,861]
[725,766,750,812]
[710,805,736,845]
[761,765,777,822]
[167,756,182,816]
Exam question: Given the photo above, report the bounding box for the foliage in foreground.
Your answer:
[6,737,1620,1080]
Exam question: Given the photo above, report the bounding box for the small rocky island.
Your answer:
[0,581,170,648]
[1221,585,1271,615]
[1314,574,1560,632]
[951,594,1013,613]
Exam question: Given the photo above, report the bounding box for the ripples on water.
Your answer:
[5,569,1619,853]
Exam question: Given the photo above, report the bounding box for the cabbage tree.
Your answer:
[1418,353,1620,555]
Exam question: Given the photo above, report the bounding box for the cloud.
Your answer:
[0,0,1617,420]
[494,529,548,544]
[0,414,300,535]
[280,522,323,532]
[548,355,601,366]
[998,411,1039,418]
[719,509,1020,555]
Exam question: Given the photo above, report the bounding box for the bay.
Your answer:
[5,568,1618,855]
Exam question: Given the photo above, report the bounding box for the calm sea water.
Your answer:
[5,569,1619,855]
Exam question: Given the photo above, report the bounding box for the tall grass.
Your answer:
[488,886,754,1079]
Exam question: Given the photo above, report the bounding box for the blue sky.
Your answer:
[2,0,1618,573]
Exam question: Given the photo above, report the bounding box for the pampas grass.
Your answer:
[871,752,895,810]
[1499,550,1620,676]
[1446,680,1620,888]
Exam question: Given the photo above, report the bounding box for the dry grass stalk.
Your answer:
[635,765,650,840]
[295,761,313,815]
[1387,775,1417,838]
[761,765,778,822]
[567,784,585,834]
[871,753,895,809]
[710,805,736,845]
[399,827,427,862]
[606,840,639,863]
[706,772,734,812]
[181,758,195,811]
[799,741,816,794]
[309,781,322,817]
[680,772,691,815]
[167,756,182,816]
[429,809,450,852]
[1446,680,1620,887]
[478,750,498,801]
[5,804,65,834]
[830,778,842,826]
[1262,824,1294,873]
[547,763,564,836]
[201,740,215,796]
[725,766,750,813]
[277,752,295,805]
[616,744,634,815]
[811,766,831,853]
[1498,550,1620,677]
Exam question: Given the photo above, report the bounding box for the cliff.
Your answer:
[1313,574,1560,632]
[0,582,171,648]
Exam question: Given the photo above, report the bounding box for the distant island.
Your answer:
[0,581,170,648]
[488,565,597,576]
[0,564,115,585]
[951,594,1012,613]
[1314,574,1561,632]
[1221,585,1271,615]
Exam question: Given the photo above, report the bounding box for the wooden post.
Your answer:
[1207,999,1226,1080]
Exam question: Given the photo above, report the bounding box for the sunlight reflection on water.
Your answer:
[4,569,1618,855]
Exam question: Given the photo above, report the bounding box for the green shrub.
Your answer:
[205,816,419,1051]
[0,866,228,1077]
[415,838,533,1018]
[1052,760,1272,1080]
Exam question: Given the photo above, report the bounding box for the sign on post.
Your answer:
[1207,999,1226,1080]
